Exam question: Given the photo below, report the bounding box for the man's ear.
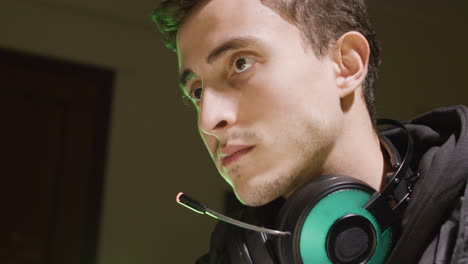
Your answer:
[331,31,370,98]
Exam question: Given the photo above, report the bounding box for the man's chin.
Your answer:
[233,184,280,207]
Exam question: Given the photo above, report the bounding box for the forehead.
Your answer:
[176,0,302,70]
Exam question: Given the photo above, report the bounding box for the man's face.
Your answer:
[177,0,344,206]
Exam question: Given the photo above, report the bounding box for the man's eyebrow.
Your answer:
[206,37,256,64]
[178,36,260,89]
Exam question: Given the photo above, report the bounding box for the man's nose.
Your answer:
[198,88,237,135]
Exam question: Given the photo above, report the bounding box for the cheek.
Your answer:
[239,58,341,143]
[245,63,328,116]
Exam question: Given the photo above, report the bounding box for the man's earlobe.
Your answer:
[332,31,370,98]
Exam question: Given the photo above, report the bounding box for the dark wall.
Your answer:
[369,0,468,119]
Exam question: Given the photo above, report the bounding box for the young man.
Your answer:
[152,0,468,263]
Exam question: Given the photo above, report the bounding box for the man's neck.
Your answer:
[323,120,389,192]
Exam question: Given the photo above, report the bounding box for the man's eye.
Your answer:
[233,57,255,73]
[190,88,203,101]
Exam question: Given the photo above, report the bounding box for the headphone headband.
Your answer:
[364,119,417,230]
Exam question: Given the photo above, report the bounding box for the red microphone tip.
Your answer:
[176,192,184,203]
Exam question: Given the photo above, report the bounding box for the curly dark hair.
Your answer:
[152,0,381,123]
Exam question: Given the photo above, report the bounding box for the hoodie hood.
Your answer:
[382,105,468,263]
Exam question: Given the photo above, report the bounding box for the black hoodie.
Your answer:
[196,105,468,264]
[384,105,468,263]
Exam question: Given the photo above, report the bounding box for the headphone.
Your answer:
[178,119,417,264]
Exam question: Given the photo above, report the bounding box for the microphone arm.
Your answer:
[176,192,291,236]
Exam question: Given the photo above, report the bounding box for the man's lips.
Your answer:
[219,145,255,167]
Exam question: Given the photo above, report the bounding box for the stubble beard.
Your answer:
[227,136,329,207]
[215,118,334,207]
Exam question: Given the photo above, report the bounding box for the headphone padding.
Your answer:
[274,174,375,264]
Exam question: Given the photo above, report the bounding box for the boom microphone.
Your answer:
[176,192,291,236]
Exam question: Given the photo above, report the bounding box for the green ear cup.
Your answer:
[299,189,392,263]
[275,175,393,264]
